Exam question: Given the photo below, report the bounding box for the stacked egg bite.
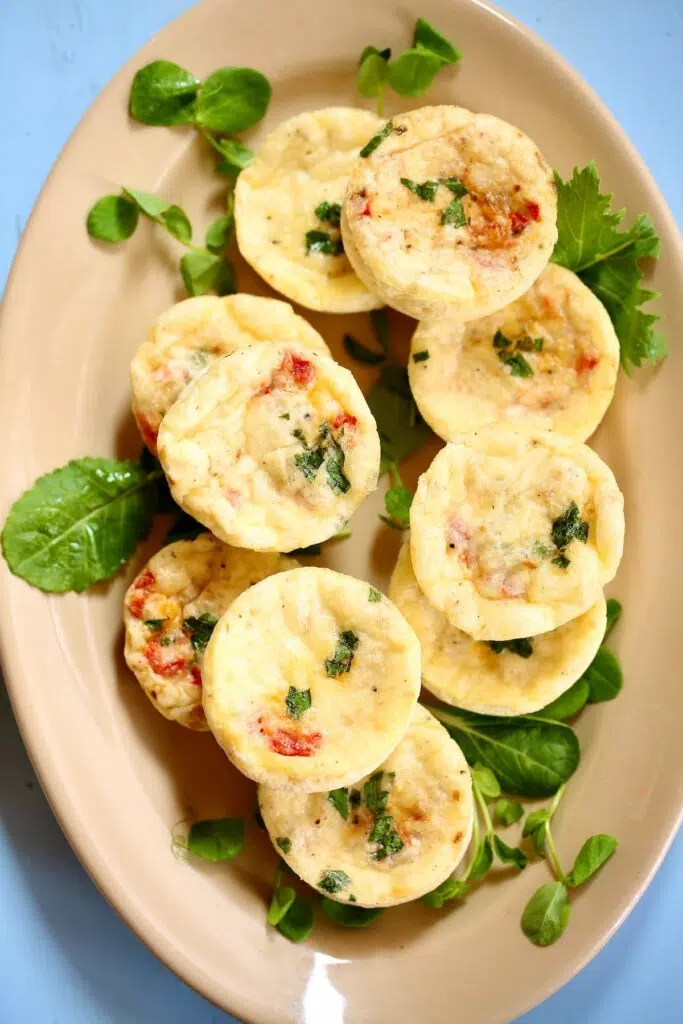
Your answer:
[122,103,624,913]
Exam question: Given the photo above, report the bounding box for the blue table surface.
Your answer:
[2,1,682,1021]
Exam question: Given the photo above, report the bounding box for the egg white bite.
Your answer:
[408,264,620,444]
[341,105,557,322]
[157,342,380,552]
[131,294,329,455]
[258,704,473,907]
[389,543,606,716]
[410,425,624,641]
[123,535,298,729]
[202,567,421,792]
[234,107,384,313]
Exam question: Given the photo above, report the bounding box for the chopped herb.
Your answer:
[183,612,218,652]
[369,815,404,860]
[349,789,361,808]
[280,412,290,420]
[325,436,350,494]
[144,619,165,631]
[319,869,351,894]
[363,770,393,815]
[285,686,312,720]
[186,817,244,862]
[503,353,534,378]
[292,428,306,442]
[360,120,393,158]
[295,445,325,482]
[324,630,359,677]
[552,553,570,570]
[534,338,544,351]
[488,638,534,659]
[276,837,292,855]
[493,331,537,377]
[314,201,342,227]
[320,898,385,927]
[305,230,344,256]
[328,788,350,820]
[400,177,439,202]
[443,177,468,197]
[441,197,468,227]
[493,330,512,349]
[276,894,314,943]
[552,502,589,550]
[159,635,172,647]
[412,350,429,362]
[368,586,382,603]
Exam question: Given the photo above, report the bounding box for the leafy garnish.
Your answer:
[494,798,524,827]
[363,771,393,815]
[315,201,342,227]
[488,638,534,659]
[318,870,351,894]
[320,899,384,927]
[183,612,218,653]
[267,883,296,927]
[144,619,165,631]
[521,881,570,947]
[368,586,382,603]
[1,457,163,593]
[413,17,462,64]
[551,163,663,371]
[285,686,312,720]
[493,331,536,378]
[605,597,622,637]
[305,230,344,256]
[566,834,618,888]
[295,445,325,482]
[193,67,271,134]
[440,196,469,228]
[368,365,431,472]
[129,60,200,125]
[360,120,394,158]
[324,630,359,677]
[412,350,429,363]
[276,895,315,943]
[276,837,292,855]
[328,788,350,820]
[533,677,590,721]
[369,815,404,860]
[400,178,439,202]
[584,647,623,703]
[551,502,589,550]
[86,195,139,242]
[325,436,351,494]
[185,818,244,862]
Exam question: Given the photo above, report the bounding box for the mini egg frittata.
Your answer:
[123,535,298,729]
[408,264,620,443]
[389,543,607,716]
[202,567,422,791]
[156,343,381,552]
[234,107,384,312]
[410,425,624,641]
[342,105,557,321]
[258,704,473,906]
[131,294,329,454]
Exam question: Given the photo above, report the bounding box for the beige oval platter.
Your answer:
[1,1,682,1022]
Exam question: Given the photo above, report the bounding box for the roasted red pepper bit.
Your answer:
[143,637,188,677]
[127,569,156,619]
[134,413,159,456]
[257,716,322,757]
[190,666,203,686]
[331,412,358,431]
[577,352,600,374]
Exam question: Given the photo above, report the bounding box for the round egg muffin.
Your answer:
[156,343,381,552]
[131,294,329,455]
[409,264,620,443]
[389,543,606,716]
[202,567,422,791]
[123,535,298,729]
[258,704,473,907]
[410,425,624,641]
[234,107,384,312]
[341,105,557,321]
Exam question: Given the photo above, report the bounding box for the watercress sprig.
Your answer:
[87,186,235,297]
[357,17,461,114]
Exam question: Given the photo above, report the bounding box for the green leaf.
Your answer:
[521,881,570,947]
[129,60,199,125]
[324,629,359,677]
[187,817,244,861]
[605,598,622,637]
[276,837,292,855]
[384,486,413,529]
[276,895,315,942]
[318,870,351,894]
[358,52,390,100]
[413,17,462,64]
[501,352,533,378]
[567,834,617,888]
[369,815,404,860]
[360,120,393,158]
[422,877,470,908]
[534,677,590,721]
[213,137,253,174]
[467,835,493,881]
[144,619,165,632]
[471,763,501,800]
[551,163,663,371]
[325,437,350,494]
[343,334,385,365]
[205,214,234,253]
[305,230,344,256]
[388,49,442,97]
[179,250,223,296]
[493,834,527,871]
[488,637,534,659]
[427,704,580,798]
[160,205,192,243]
[213,258,237,297]
[183,612,218,652]
[494,798,524,827]
[86,195,139,242]
[363,771,393,815]
[327,788,350,820]
[585,646,623,703]
[552,502,589,550]
[315,201,342,227]
[440,197,469,228]
[321,899,384,927]
[122,187,169,218]
[359,45,392,65]
[285,686,312,720]
[522,809,550,839]
[267,884,296,926]
[2,458,160,593]
[195,67,271,134]
[368,586,382,603]
[401,177,440,202]
[368,365,431,471]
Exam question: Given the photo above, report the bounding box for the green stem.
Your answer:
[149,214,206,253]
[199,126,225,156]
[543,783,568,883]
[473,780,494,836]
[461,793,481,883]
[388,462,402,488]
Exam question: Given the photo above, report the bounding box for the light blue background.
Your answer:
[1,2,682,1021]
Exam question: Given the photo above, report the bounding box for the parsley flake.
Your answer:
[400,177,439,202]
[315,201,342,227]
[369,815,404,860]
[412,350,429,363]
[328,788,350,820]
[360,120,393,158]
[144,619,165,631]
[488,638,534,659]
[443,177,468,198]
[325,436,350,494]
[324,630,359,677]
[276,837,292,855]
[285,686,312,720]
[183,612,218,652]
[305,230,344,256]
[363,770,394,815]
[552,502,589,550]
[552,553,570,570]
[319,869,351,894]
[368,586,382,603]
[294,445,325,482]
[441,197,469,227]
